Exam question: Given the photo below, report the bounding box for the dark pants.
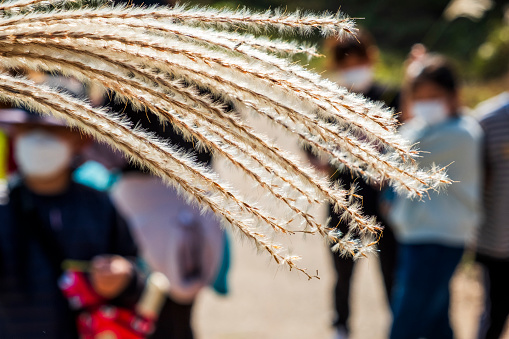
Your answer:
[390,243,464,339]
[330,205,397,331]
[149,297,194,339]
[476,254,509,339]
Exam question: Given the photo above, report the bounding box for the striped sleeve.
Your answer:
[476,104,509,258]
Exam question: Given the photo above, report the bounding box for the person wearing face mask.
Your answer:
[327,29,400,110]
[388,54,483,339]
[0,109,145,339]
[306,29,400,339]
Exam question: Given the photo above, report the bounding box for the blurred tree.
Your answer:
[187,0,509,61]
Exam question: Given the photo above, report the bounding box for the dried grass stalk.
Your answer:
[0,1,450,277]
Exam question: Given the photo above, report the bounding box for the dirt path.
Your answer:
[194,236,492,339]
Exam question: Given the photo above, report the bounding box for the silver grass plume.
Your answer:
[0,0,450,278]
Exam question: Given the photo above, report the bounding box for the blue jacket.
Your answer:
[0,181,140,339]
[389,116,483,247]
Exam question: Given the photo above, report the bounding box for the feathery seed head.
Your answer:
[0,0,450,278]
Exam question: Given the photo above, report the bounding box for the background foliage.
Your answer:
[179,0,509,86]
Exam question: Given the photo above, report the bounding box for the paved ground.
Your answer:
[192,113,506,339]
[194,230,496,339]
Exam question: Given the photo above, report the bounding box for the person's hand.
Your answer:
[90,255,133,299]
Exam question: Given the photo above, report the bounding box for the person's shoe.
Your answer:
[333,326,349,339]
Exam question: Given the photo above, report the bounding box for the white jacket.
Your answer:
[111,173,225,304]
[389,116,483,247]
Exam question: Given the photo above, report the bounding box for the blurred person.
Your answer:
[388,54,482,339]
[474,93,509,339]
[77,0,231,332]
[312,29,400,339]
[327,29,400,109]
[0,109,144,338]
[104,97,229,339]
[110,170,227,339]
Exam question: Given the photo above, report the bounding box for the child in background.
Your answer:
[388,54,482,339]
[0,109,144,338]
[106,91,228,339]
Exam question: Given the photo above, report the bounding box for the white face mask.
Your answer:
[333,66,374,93]
[411,99,450,126]
[15,129,73,178]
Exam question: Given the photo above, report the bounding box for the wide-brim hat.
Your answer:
[0,108,67,128]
